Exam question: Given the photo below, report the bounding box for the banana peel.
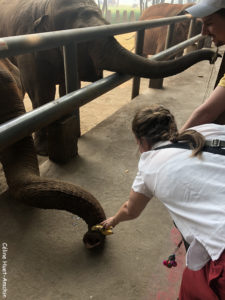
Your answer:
[91,224,113,236]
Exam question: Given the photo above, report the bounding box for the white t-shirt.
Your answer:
[132,123,225,271]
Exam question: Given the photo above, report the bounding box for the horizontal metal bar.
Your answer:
[0,73,131,151]
[0,14,203,151]
[0,33,205,151]
[0,15,193,58]
[151,34,205,61]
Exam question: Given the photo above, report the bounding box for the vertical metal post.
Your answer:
[165,23,175,51]
[48,42,80,163]
[63,43,80,93]
[63,42,80,137]
[131,29,145,99]
[187,19,195,40]
[186,18,197,53]
[149,23,175,89]
[197,38,204,49]
[140,0,143,15]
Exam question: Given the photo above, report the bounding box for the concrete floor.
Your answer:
[0,50,222,300]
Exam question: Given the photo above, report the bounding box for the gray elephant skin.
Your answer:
[0,0,218,155]
[0,58,106,249]
[139,3,203,56]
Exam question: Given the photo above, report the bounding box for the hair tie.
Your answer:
[170,132,179,143]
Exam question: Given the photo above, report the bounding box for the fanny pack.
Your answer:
[154,139,225,156]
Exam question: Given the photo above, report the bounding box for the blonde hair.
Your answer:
[132,105,205,157]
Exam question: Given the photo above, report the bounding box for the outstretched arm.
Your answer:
[181,85,225,131]
[101,189,150,229]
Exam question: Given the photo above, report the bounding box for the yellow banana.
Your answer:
[91,224,113,236]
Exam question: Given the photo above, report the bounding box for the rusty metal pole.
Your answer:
[149,23,175,89]
[186,18,198,52]
[48,42,80,163]
[187,18,195,39]
[131,29,145,99]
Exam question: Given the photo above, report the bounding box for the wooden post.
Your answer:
[115,10,120,23]
[106,10,112,22]
[123,10,128,22]
[129,11,135,22]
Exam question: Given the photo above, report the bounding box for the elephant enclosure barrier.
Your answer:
[0,15,208,163]
[105,9,138,23]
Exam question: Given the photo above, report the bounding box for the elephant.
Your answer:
[140,3,194,19]
[139,3,202,56]
[0,0,218,156]
[0,58,107,249]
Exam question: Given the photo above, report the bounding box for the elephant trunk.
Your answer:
[1,136,106,249]
[90,37,218,78]
[12,175,106,248]
[12,178,106,227]
[0,58,106,249]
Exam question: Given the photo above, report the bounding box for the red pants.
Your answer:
[179,251,225,300]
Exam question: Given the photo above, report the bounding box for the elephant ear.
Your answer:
[33,15,50,33]
[177,3,195,16]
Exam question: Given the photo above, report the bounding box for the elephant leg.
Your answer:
[47,81,81,163]
[31,81,56,157]
[59,82,66,97]
[175,50,184,58]
[58,81,81,136]
[17,55,56,156]
[58,80,81,96]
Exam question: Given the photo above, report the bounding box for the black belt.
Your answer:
[154,139,225,155]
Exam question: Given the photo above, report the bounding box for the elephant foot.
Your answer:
[83,231,105,249]
[34,132,48,156]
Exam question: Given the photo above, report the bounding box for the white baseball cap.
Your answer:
[186,0,225,18]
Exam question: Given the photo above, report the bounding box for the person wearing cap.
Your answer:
[181,0,225,131]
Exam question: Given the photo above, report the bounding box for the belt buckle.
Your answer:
[211,139,221,147]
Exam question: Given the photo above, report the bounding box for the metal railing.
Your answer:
[0,15,206,156]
